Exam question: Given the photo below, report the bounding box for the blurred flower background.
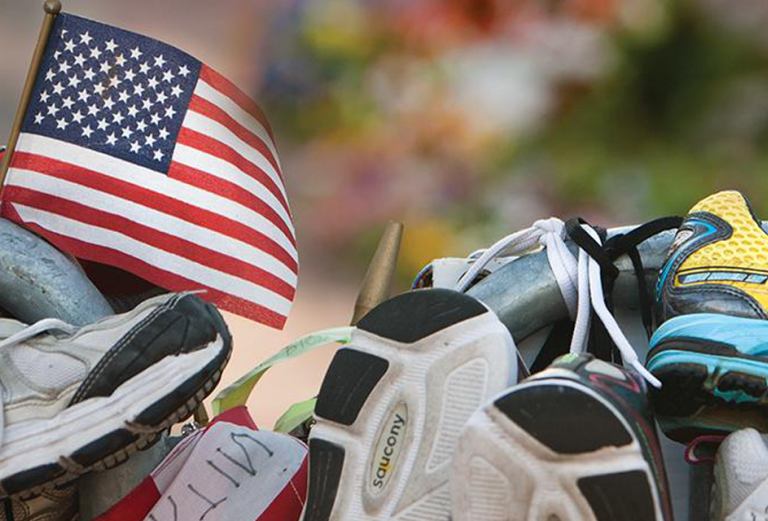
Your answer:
[2,0,768,425]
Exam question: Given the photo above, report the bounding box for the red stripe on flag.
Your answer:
[169,160,295,247]
[199,65,275,142]
[189,95,281,177]
[1,201,287,328]
[90,474,161,521]
[175,127,292,220]
[11,152,298,274]
[3,186,296,301]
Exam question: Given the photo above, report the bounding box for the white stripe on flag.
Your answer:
[7,169,298,286]
[172,143,293,234]
[180,111,287,204]
[12,203,293,316]
[13,134,297,261]
[194,80,281,168]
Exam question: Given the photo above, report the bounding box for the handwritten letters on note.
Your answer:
[144,424,306,521]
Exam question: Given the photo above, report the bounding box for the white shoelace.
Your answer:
[456,217,661,388]
[0,318,79,350]
[0,317,80,452]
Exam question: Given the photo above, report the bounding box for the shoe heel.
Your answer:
[453,380,662,521]
[304,289,514,521]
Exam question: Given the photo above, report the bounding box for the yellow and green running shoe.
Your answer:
[649,190,768,442]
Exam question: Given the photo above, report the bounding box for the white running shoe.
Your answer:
[301,288,517,521]
[452,353,673,521]
[712,428,768,521]
[0,292,232,499]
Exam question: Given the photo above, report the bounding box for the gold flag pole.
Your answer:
[0,0,62,194]
[351,220,404,325]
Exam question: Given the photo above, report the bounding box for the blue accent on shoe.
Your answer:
[647,350,768,404]
[650,313,768,357]
[714,389,758,404]
[655,219,717,301]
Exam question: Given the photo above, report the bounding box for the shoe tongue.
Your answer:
[717,429,768,515]
[689,190,749,218]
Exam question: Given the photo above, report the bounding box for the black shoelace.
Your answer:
[530,216,682,373]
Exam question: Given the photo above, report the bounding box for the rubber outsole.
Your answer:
[0,320,232,499]
[578,470,656,521]
[452,379,664,521]
[648,350,768,442]
[303,439,345,521]
[314,350,389,426]
[495,385,633,455]
[303,289,515,521]
[357,288,487,344]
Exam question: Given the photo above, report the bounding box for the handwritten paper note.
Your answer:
[143,424,307,521]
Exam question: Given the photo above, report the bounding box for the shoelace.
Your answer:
[0,317,79,350]
[0,317,80,466]
[568,216,683,339]
[456,217,662,387]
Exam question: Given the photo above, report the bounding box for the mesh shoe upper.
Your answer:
[713,428,768,520]
[656,190,768,323]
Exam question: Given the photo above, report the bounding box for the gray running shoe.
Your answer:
[0,292,231,499]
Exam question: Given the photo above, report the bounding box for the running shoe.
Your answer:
[0,292,232,499]
[648,191,768,442]
[711,428,768,521]
[301,288,517,521]
[453,353,673,521]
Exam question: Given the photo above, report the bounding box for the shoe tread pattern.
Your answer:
[650,358,768,442]
[577,470,657,521]
[357,289,486,344]
[314,349,389,426]
[495,384,632,455]
[303,439,345,521]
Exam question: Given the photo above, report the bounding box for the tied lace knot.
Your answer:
[458,218,663,389]
[532,217,565,237]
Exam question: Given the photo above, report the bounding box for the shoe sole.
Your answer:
[452,379,665,521]
[648,347,768,442]
[0,334,231,499]
[647,313,768,441]
[302,289,516,521]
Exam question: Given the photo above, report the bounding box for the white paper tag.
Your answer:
[144,424,306,521]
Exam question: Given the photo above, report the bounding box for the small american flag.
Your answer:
[1,13,297,328]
